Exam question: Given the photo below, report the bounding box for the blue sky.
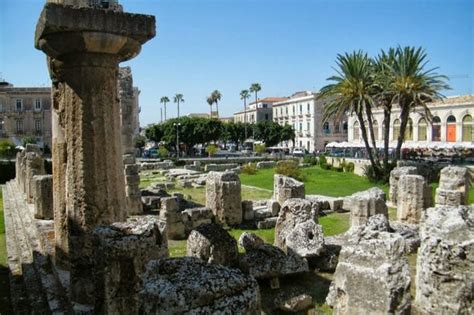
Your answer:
[1,0,473,126]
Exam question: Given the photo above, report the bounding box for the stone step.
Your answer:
[2,184,31,314]
[5,181,70,313]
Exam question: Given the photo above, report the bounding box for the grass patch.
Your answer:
[240,166,389,197]
[0,187,12,313]
[319,213,350,236]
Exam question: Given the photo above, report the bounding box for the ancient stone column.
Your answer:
[206,171,242,226]
[389,166,417,205]
[435,166,471,206]
[118,67,142,215]
[35,3,155,308]
[397,174,432,224]
[33,175,54,220]
[344,187,388,227]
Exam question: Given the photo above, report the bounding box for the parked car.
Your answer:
[292,148,305,157]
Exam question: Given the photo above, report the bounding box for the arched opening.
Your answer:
[418,118,427,141]
[462,115,473,142]
[432,116,441,141]
[405,118,413,141]
[353,121,360,142]
[393,119,400,140]
[446,115,456,142]
[371,120,378,141]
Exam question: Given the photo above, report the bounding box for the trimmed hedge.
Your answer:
[0,161,15,184]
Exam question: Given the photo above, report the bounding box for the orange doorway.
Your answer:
[447,124,456,142]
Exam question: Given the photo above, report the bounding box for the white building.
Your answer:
[234,97,287,124]
[272,91,347,152]
[347,95,474,145]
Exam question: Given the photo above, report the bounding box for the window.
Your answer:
[335,123,340,133]
[299,123,302,131]
[292,106,295,114]
[262,103,268,108]
[16,119,23,133]
[393,119,401,140]
[299,104,302,113]
[418,118,427,141]
[35,99,42,111]
[16,99,23,111]
[446,115,456,142]
[264,113,269,120]
[343,122,348,132]
[35,119,42,132]
[323,122,330,134]
[286,107,288,114]
[462,115,473,142]
[307,103,310,112]
[405,118,413,141]
[373,120,379,141]
[432,116,441,141]
[307,122,310,132]
[354,121,360,142]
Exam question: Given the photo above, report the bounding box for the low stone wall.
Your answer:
[204,163,239,172]
[140,160,175,170]
[325,157,370,176]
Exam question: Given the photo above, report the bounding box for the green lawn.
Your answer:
[240,166,389,197]
[0,188,12,314]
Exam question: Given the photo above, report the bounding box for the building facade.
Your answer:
[0,81,52,148]
[347,95,474,145]
[273,91,347,152]
[233,97,287,124]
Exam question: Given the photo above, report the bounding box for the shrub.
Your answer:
[344,162,355,173]
[0,140,17,159]
[276,160,305,181]
[303,155,318,166]
[318,155,331,170]
[206,144,218,157]
[334,166,344,172]
[254,144,266,154]
[158,146,169,159]
[241,162,257,175]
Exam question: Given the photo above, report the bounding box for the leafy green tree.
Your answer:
[254,143,266,154]
[280,124,296,148]
[253,121,283,147]
[205,144,218,157]
[0,140,17,159]
[173,93,184,118]
[249,83,262,107]
[158,146,169,159]
[319,51,381,175]
[388,46,449,160]
[160,96,170,121]
[134,135,146,149]
[145,124,164,143]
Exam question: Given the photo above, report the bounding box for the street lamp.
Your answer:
[173,122,181,159]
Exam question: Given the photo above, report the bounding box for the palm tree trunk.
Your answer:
[209,104,212,117]
[164,102,167,121]
[382,106,391,169]
[177,101,180,118]
[364,103,380,163]
[244,99,248,140]
[357,112,379,174]
[395,106,410,161]
[216,101,219,118]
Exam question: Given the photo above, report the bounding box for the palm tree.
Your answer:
[249,83,262,108]
[319,50,381,174]
[240,89,251,139]
[206,96,214,117]
[211,90,222,118]
[160,96,170,121]
[389,46,449,160]
[173,93,184,118]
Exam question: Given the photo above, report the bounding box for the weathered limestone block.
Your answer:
[277,294,313,313]
[140,160,175,170]
[389,166,417,205]
[206,171,242,226]
[93,216,168,314]
[181,207,214,233]
[204,163,239,172]
[242,200,254,221]
[240,243,308,279]
[415,205,473,314]
[307,194,344,212]
[344,187,388,227]
[139,257,260,314]
[33,175,53,220]
[239,232,265,251]
[160,197,185,240]
[273,174,305,205]
[326,230,411,314]
[256,161,276,169]
[435,166,471,206]
[186,223,238,266]
[397,174,432,224]
[257,217,278,229]
[274,199,324,258]
[25,151,47,203]
[267,199,281,216]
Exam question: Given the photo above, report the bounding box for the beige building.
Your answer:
[234,97,287,124]
[0,81,52,148]
[273,91,347,152]
[347,95,474,145]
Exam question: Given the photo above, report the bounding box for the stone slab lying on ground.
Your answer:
[306,194,344,212]
[257,217,278,229]
[139,257,260,314]
[204,163,239,172]
[415,205,473,314]
[186,223,238,266]
[140,160,175,170]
